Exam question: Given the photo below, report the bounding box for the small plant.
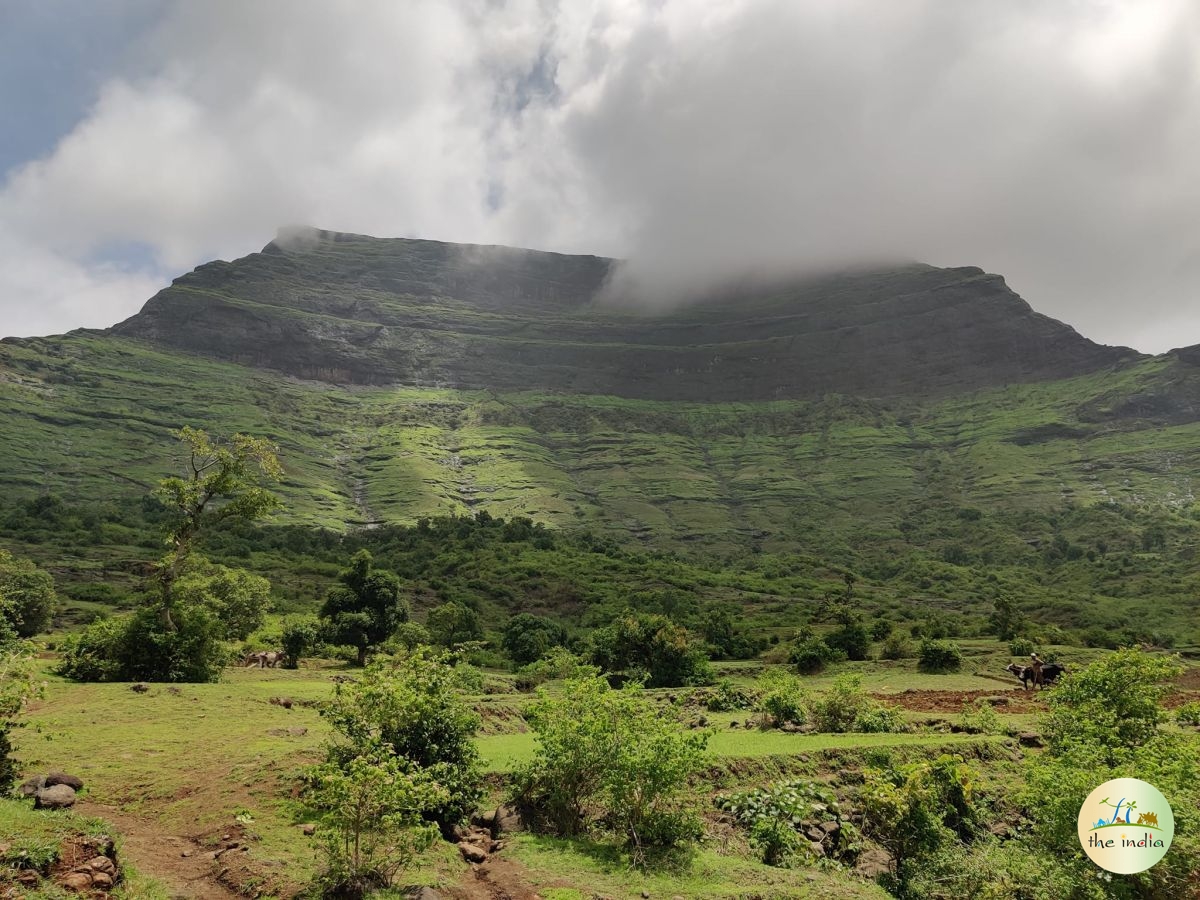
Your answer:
[879,633,913,660]
[1,835,60,874]
[1176,701,1200,727]
[808,675,904,734]
[718,779,858,866]
[704,678,755,712]
[788,635,843,675]
[957,698,1004,735]
[918,639,962,673]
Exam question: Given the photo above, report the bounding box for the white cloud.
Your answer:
[2,0,1200,349]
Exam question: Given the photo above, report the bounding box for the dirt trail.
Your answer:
[77,800,242,900]
[447,855,543,900]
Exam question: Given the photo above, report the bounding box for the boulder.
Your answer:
[855,848,892,879]
[18,775,45,797]
[300,823,317,836]
[45,772,84,791]
[84,856,116,876]
[457,841,488,864]
[59,872,93,891]
[91,872,115,889]
[808,841,826,858]
[35,784,77,810]
[415,889,443,900]
[493,804,522,836]
[819,820,840,835]
[130,682,150,693]
[1017,732,1044,748]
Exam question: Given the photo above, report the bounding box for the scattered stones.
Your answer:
[457,841,488,863]
[45,772,85,790]
[35,784,78,810]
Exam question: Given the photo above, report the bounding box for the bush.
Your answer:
[703,678,755,712]
[279,615,320,668]
[808,675,904,734]
[879,633,913,660]
[825,619,870,661]
[1,632,39,788]
[757,669,807,727]
[1007,637,1035,657]
[513,675,707,861]
[306,750,442,898]
[502,613,567,666]
[590,612,713,688]
[58,605,227,683]
[1176,700,1200,727]
[718,779,857,867]
[0,549,56,637]
[956,699,1004,735]
[172,563,271,641]
[514,647,596,690]
[918,639,962,673]
[788,635,843,675]
[320,649,483,832]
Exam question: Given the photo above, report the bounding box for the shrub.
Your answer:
[808,675,904,734]
[1,630,39,788]
[918,639,962,673]
[514,647,596,690]
[718,779,857,867]
[956,699,1004,735]
[306,750,442,899]
[703,678,755,712]
[788,635,843,675]
[58,605,227,683]
[172,564,271,641]
[879,633,913,660]
[1176,700,1200,727]
[279,615,320,669]
[824,619,870,661]
[502,613,568,666]
[590,612,713,688]
[1007,636,1035,657]
[0,549,56,637]
[321,649,483,832]
[757,669,807,727]
[513,675,707,861]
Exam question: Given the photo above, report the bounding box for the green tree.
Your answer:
[321,649,483,831]
[426,601,483,649]
[320,550,409,666]
[590,612,712,688]
[172,563,271,641]
[501,613,567,666]
[154,427,281,630]
[280,615,320,669]
[825,617,870,661]
[0,625,40,787]
[989,596,1024,642]
[0,549,56,638]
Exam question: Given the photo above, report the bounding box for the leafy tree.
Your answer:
[825,617,870,661]
[172,563,271,640]
[280,615,320,669]
[154,427,281,630]
[514,675,707,861]
[589,612,712,688]
[321,649,483,831]
[0,549,56,637]
[501,613,566,665]
[426,601,483,649]
[306,749,442,899]
[1041,648,1182,760]
[788,634,843,675]
[989,596,1024,642]
[320,550,409,666]
[0,625,39,787]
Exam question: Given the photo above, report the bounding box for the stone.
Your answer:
[458,841,488,863]
[855,848,892,879]
[493,804,522,835]
[18,775,45,797]
[1017,732,1044,748]
[59,872,93,891]
[300,823,316,836]
[415,889,443,900]
[808,841,826,858]
[641,891,651,899]
[805,827,824,842]
[45,772,84,791]
[91,872,115,889]
[35,784,77,810]
[85,856,117,876]
[819,820,840,834]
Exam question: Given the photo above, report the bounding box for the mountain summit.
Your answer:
[111,227,1134,400]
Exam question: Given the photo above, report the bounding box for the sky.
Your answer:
[2,0,1200,351]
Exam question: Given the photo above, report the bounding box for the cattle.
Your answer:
[1006,662,1065,689]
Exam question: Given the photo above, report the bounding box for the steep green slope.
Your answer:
[109,228,1134,400]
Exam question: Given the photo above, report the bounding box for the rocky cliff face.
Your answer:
[111,227,1136,400]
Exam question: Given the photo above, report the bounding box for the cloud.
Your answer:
[2,0,1200,351]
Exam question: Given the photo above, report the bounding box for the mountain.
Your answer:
[110,227,1134,400]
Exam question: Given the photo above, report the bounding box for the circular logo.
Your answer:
[1077,778,1174,874]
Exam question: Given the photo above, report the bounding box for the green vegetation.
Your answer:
[0,549,56,637]
[319,550,410,665]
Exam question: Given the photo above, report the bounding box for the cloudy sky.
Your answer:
[2,0,1200,351]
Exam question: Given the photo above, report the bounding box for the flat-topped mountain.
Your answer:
[110,227,1135,400]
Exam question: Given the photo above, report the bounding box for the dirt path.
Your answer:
[447,855,543,900]
[77,800,242,900]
